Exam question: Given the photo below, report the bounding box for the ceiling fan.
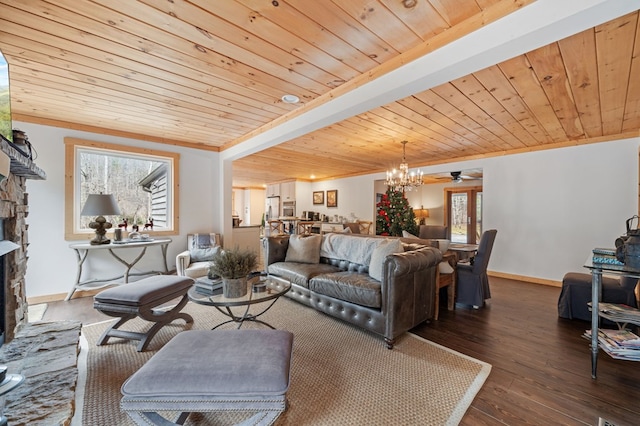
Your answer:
[450,171,481,183]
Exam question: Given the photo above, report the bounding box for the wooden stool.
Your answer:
[93,275,194,352]
[121,329,294,425]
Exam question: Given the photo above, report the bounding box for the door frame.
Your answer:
[444,185,483,244]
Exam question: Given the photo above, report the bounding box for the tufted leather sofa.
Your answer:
[264,234,441,349]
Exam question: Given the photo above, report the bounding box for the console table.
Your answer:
[584,256,640,378]
[67,238,172,301]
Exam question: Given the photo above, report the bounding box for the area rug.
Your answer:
[79,298,491,425]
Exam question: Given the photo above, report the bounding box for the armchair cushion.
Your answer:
[189,233,221,262]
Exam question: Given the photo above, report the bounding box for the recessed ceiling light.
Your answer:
[281,94,299,104]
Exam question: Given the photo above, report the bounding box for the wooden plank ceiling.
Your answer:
[1,1,639,187]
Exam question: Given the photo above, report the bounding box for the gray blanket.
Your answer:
[320,234,383,266]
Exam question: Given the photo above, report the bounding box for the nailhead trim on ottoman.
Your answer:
[121,329,294,426]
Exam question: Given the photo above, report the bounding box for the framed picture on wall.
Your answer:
[313,191,324,205]
[327,190,338,208]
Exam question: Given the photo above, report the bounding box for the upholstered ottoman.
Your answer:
[557,272,638,321]
[93,275,195,351]
[121,329,294,426]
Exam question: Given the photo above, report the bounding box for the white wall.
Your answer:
[314,137,639,283]
[307,175,375,222]
[17,118,640,298]
[18,121,221,299]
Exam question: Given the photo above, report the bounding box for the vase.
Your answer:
[222,277,248,298]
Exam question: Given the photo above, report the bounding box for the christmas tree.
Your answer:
[376,188,418,236]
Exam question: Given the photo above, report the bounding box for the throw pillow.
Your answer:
[369,238,403,281]
[285,234,322,264]
[402,230,419,239]
[189,234,220,262]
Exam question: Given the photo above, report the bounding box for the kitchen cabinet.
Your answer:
[280,181,295,201]
[266,183,280,197]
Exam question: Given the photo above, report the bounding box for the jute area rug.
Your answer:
[79,297,491,425]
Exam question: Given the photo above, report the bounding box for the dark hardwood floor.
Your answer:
[43,277,639,425]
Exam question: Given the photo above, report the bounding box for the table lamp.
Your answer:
[414,206,430,225]
[81,194,121,245]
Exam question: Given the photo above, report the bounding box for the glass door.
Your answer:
[446,187,483,244]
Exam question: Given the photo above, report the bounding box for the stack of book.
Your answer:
[584,328,640,360]
[195,278,223,295]
[592,247,624,267]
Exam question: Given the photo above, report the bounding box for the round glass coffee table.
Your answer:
[188,273,290,330]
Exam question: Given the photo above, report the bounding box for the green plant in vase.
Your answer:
[208,247,258,298]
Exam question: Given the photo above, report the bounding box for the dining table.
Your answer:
[448,243,478,261]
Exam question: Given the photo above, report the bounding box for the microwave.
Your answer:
[282,201,296,217]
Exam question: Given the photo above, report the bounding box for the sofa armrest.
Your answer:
[382,246,442,335]
[176,250,191,276]
[264,236,290,269]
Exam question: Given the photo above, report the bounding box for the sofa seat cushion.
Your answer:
[268,262,340,289]
[310,271,382,308]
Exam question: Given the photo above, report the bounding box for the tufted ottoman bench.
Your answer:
[93,275,195,352]
[121,329,294,426]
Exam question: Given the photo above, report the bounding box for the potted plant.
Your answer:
[208,247,258,298]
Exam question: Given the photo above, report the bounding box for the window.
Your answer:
[65,138,179,240]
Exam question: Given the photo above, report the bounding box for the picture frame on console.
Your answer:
[327,190,338,208]
[313,191,324,205]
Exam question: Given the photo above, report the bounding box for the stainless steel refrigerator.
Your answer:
[266,196,280,221]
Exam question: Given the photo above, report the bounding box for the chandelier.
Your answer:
[385,141,423,192]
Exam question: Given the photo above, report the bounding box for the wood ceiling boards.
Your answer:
[1,1,639,187]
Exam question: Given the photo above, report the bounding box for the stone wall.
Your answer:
[1,172,29,343]
[0,136,46,344]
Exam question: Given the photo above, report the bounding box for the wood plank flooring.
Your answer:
[43,277,640,425]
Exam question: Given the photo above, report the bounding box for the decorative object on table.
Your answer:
[615,215,640,269]
[195,276,223,295]
[80,193,121,245]
[375,188,418,236]
[208,246,258,298]
[313,190,324,205]
[326,189,338,208]
[385,140,423,192]
[414,205,430,225]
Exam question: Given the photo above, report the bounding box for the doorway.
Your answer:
[445,186,482,244]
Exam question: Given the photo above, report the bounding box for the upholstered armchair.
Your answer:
[419,225,448,239]
[176,233,221,278]
[456,229,497,308]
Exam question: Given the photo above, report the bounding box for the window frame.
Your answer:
[64,137,179,240]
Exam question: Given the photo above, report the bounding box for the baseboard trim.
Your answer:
[27,288,107,304]
[488,270,562,287]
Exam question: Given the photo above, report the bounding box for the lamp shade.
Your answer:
[80,194,121,216]
[415,208,430,219]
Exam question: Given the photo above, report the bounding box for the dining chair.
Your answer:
[267,220,284,235]
[357,220,373,234]
[456,229,497,308]
[296,221,315,235]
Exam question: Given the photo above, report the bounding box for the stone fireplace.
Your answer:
[0,137,46,344]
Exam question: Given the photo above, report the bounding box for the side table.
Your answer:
[584,255,640,378]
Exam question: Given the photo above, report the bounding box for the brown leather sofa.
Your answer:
[264,233,441,348]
